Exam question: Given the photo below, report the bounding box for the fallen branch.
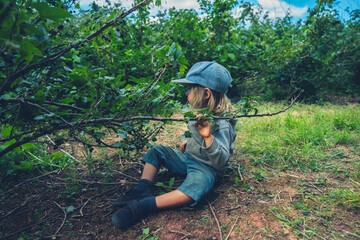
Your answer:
[208,200,222,240]
[53,201,67,235]
[225,217,240,240]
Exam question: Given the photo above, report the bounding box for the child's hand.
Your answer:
[179,141,187,151]
[194,114,212,138]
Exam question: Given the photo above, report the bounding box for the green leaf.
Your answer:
[34,115,46,120]
[51,152,64,159]
[169,177,175,188]
[117,131,128,139]
[184,130,192,138]
[22,143,35,150]
[20,41,42,62]
[32,2,72,21]
[183,111,195,118]
[179,64,187,75]
[167,43,176,56]
[143,228,150,235]
[61,98,75,104]
[113,142,123,147]
[155,182,166,188]
[228,53,235,61]
[65,205,76,214]
[34,90,45,102]
[22,23,44,36]
[2,126,13,138]
[4,139,16,147]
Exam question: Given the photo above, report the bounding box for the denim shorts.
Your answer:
[142,145,218,205]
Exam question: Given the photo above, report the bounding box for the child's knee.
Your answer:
[188,173,215,193]
[142,145,166,168]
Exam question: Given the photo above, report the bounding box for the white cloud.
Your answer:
[161,0,199,9]
[258,0,307,18]
[78,0,307,19]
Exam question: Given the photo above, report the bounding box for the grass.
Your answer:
[236,102,360,172]
[232,102,360,239]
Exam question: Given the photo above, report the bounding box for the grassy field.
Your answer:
[1,102,359,239]
[230,102,360,239]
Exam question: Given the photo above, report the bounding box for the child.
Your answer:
[112,61,237,230]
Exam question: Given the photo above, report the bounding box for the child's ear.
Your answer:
[204,88,211,100]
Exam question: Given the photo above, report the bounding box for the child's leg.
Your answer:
[156,190,194,208]
[141,162,158,183]
[113,146,187,208]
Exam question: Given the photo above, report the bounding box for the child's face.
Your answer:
[186,85,195,105]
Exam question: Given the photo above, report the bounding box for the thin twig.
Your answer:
[208,200,222,240]
[342,230,360,239]
[46,135,80,163]
[69,97,104,135]
[1,195,34,219]
[53,201,67,235]
[225,217,240,240]
[0,218,51,240]
[80,187,118,216]
[2,170,59,195]
[111,169,140,182]
[224,205,242,212]
[238,165,244,181]
[51,176,131,185]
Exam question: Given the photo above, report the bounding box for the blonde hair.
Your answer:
[189,85,234,115]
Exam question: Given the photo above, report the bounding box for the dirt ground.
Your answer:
[1,120,359,240]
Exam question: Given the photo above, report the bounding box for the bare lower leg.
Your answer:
[156,190,194,209]
[142,164,194,208]
[141,163,158,183]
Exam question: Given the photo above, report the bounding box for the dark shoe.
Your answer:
[112,200,145,230]
[112,181,154,208]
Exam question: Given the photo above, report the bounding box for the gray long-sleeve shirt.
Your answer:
[185,118,237,173]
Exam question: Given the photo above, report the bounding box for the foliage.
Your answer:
[155,176,175,194]
[0,0,359,176]
[0,0,185,170]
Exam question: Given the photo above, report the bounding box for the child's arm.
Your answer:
[194,115,214,147]
[179,141,187,151]
[202,128,233,170]
[194,115,234,170]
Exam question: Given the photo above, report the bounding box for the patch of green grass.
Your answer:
[232,102,360,239]
[329,188,360,209]
[235,103,360,172]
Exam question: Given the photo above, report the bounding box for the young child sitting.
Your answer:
[112,61,237,230]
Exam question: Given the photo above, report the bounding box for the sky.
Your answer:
[78,0,360,20]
